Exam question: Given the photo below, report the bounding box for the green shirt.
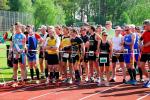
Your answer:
[106,28,115,40]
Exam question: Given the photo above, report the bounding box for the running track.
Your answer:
[0,73,150,100]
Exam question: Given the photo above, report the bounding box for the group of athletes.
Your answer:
[5,19,150,87]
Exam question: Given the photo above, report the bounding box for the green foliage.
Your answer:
[0,0,9,10]
[119,12,131,25]
[33,0,65,28]
[127,0,150,25]
[0,0,149,26]
[9,0,33,12]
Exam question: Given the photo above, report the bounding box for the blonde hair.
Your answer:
[47,26,57,39]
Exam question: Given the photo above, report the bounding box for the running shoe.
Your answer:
[67,78,73,84]
[139,78,144,82]
[109,79,116,82]
[12,82,18,87]
[95,77,101,83]
[45,78,50,84]
[85,77,89,82]
[41,73,45,79]
[122,79,126,84]
[89,77,95,83]
[62,78,68,83]
[36,80,40,84]
[126,79,137,85]
[52,78,56,84]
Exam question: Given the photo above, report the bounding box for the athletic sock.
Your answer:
[138,67,143,79]
[36,68,40,80]
[132,69,136,80]
[75,70,81,80]
[30,68,34,80]
[127,68,133,80]
[50,72,54,79]
[134,62,137,69]
[55,72,59,80]
[45,68,48,78]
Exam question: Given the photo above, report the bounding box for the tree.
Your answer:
[0,0,9,10]
[33,0,65,28]
[127,0,150,25]
[9,0,33,12]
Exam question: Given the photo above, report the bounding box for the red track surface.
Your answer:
[0,73,150,100]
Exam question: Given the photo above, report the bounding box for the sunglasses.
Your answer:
[103,35,108,36]
[125,29,129,31]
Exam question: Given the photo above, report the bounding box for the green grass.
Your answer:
[0,44,35,83]
[0,44,13,83]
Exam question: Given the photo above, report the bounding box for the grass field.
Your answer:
[0,44,37,83]
[0,44,13,83]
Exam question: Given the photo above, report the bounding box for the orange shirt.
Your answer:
[141,31,150,53]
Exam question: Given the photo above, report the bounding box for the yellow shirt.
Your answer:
[61,36,71,49]
[46,37,58,54]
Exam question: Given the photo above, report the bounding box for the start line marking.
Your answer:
[0,83,46,96]
[137,92,150,100]
[28,85,78,100]
[79,84,123,100]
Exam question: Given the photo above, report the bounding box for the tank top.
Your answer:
[100,40,110,53]
[89,34,98,51]
[134,33,139,49]
[124,33,132,50]
[61,36,71,50]
[28,34,38,50]
[47,37,57,54]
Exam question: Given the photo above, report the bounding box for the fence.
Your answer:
[0,10,33,34]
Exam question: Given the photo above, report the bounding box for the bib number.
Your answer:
[134,49,137,54]
[100,57,107,63]
[124,49,128,53]
[71,53,77,58]
[63,53,69,58]
[13,53,20,59]
[89,51,94,56]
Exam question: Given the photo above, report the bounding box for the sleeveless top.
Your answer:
[100,40,110,53]
[124,33,132,50]
[89,34,98,51]
[46,37,57,54]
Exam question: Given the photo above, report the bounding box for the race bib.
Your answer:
[89,51,94,56]
[124,49,128,53]
[100,57,107,63]
[13,53,20,59]
[63,53,69,58]
[71,53,77,58]
[134,49,137,54]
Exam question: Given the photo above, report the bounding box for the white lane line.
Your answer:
[0,83,46,96]
[79,84,123,100]
[28,85,78,100]
[137,93,150,100]
[28,91,55,100]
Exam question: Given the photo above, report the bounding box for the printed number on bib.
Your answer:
[13,54,20,59]
[89,51,94,56]
[124,49,128,53]
[71,53,77,58]
[100,57,107,63]
[134,49,137,54]
[63,53,69,58]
